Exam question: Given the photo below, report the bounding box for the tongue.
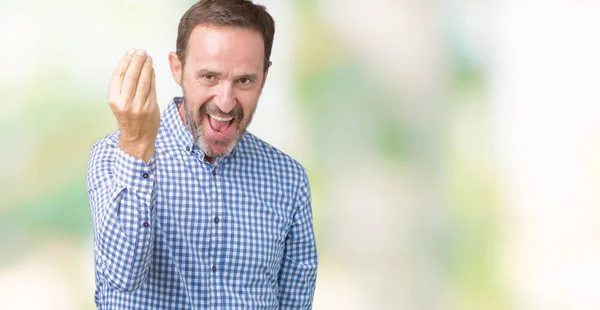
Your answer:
[209,117,230,133]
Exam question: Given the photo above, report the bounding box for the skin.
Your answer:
[168,25,270,162]
[109,25,269,164]
[108,49,160,163]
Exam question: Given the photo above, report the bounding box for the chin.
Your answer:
[200,134,242,158]
[205,146,229,158]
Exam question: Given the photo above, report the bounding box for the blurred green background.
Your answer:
[2,1,600,309]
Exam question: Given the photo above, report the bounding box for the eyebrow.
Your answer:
[194,69,259,81]
[194,69,222,79]
[239,73,258,81]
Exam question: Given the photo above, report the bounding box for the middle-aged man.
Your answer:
[86,0,318,309]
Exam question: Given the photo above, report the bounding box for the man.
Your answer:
[86,1,318,309]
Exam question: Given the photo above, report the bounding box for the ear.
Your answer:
[261,61,272,89]
[169,52,183,86]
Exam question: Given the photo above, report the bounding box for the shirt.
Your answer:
[86,97,318,309]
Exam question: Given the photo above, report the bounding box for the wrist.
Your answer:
[119,137,156,163]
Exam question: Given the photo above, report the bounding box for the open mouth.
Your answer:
[205,113,236,139]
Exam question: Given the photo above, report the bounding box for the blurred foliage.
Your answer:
[0,0,508,309]
[293,1,505,309]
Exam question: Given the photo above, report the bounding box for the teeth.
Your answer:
[209,114,233,122]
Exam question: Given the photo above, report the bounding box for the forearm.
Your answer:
[278,170,318,309]
[278,254,318,309]
[88,140,156,292]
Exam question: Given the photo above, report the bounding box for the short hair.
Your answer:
[176,0,275,71]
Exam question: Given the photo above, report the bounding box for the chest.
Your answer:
[152,152,294,267]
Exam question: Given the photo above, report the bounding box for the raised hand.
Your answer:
[108,49,160,163]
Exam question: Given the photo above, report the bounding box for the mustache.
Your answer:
[200,101,243,119]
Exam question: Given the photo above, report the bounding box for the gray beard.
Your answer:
[182,99,248,159]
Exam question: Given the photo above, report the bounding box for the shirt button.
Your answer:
[214,216,220,224]
[142,173,149,179]
[186,146,190,152]
[211,266,217,272]
[142,222,150,228]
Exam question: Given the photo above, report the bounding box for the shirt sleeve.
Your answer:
[86,137,156,292]
[278,169,318,309]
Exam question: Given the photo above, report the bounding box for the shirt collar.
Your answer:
[163,97,195,154]
[163,97,242,163]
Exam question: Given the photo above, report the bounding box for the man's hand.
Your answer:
[108,49,160,163]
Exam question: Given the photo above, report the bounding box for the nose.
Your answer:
[213,81,235,114]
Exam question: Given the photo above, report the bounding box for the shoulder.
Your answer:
[238,132,308,181]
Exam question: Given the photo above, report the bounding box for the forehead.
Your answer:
[185,25,265,71]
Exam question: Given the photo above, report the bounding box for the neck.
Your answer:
[205,155,215,164]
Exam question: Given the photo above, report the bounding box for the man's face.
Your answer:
[169,25,269,159]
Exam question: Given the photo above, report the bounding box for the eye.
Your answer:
[238,78,251,85]
[204,75,215,81]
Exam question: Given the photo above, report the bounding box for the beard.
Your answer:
[181,92,253,159]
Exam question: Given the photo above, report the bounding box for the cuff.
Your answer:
[113,147,156,196]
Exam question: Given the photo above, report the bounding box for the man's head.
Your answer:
[168,0,275,160]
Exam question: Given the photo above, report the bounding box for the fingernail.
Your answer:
[127,48,135,55]
[137,49,146,56]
